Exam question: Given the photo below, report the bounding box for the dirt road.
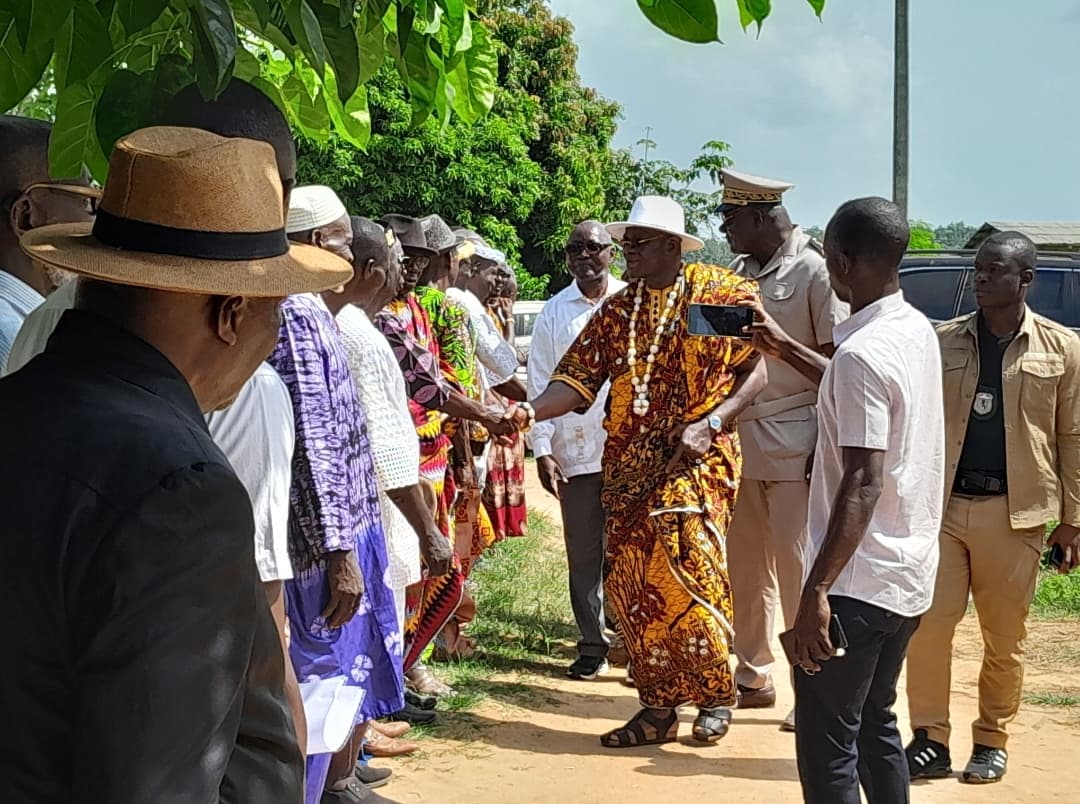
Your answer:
[388,472,1079,803]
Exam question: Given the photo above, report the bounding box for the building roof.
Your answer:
[966,221,1080,249]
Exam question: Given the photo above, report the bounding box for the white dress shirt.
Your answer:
[526,276,627,478]
[446,286,519,391]
[336,304,423,593]
[6,281,297,584]
[206,363,296,582]
[807,291,945,617]
[0,270,46,371]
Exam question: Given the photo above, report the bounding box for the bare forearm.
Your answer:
[264,580,307,755]
[531,380,588,422]
[441,391,497,424]
[803,465,882,599]
[386,483,439,540]
[714,356,768,423]
[777,339,830,385]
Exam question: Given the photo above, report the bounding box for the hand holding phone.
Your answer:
[687,303,755,339]
[1044,543,1066,570]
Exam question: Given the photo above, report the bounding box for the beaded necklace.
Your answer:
[627,267,684,416]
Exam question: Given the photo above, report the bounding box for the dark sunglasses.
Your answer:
[565,241,612,256]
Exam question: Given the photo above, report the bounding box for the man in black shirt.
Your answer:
[0,127,351,802]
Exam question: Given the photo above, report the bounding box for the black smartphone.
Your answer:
[1044,543,1066,570]
[687,303,755,339]
[828,614,849,655]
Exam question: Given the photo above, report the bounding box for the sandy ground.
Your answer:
[386,472,1080,803]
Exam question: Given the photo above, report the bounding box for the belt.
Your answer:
[954,470,1007,496]
[740,391,818,423]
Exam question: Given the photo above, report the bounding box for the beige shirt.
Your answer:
[937,308,1080,529]
[731,227,849,481]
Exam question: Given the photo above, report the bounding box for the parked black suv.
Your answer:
[899,249,1080,329]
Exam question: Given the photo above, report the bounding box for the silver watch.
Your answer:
[707,413,724,432]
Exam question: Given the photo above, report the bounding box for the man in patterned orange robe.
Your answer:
[508,198,768,747]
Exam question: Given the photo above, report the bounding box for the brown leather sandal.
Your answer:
[600,708,679,748]
[692,707,732,744]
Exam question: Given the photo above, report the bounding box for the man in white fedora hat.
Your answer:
[507,195,768,747]
[0,126,352,803]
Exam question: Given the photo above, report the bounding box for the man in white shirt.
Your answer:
[791,198,944,804]
[527,221,626,680]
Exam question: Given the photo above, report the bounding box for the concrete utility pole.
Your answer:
[893,0,909,217]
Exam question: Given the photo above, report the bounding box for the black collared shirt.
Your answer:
[0,310,302,803]
[955,311,1014,491]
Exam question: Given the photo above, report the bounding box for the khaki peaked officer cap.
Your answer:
[19,126,353,297]
[719,168,795,208]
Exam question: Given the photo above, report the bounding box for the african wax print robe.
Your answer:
[552,263,760,708]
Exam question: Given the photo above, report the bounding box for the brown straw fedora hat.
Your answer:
[19,126,352,297]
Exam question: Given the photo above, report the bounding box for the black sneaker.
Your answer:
[354,763,392,789]
[905,729,952,779]
[389,702,437,726]
[962,745,1008,784]
[566,656,609,680]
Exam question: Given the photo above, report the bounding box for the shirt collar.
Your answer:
[46,309,205,426]
[959,305,1034,339]
[566,276,625,304]
[0,270,45,316]
[832,290,906,346]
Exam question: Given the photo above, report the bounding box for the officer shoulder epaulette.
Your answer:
[807,237,825,256]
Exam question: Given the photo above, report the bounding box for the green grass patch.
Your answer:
[1032,570,1080,618]
[1022,690,1080,708]
[419,509,576,735]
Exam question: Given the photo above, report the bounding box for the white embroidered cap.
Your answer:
[286,185,348,234]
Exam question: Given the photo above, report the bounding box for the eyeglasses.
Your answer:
[22,182,100,216]
[402,255,430,271]
[618,233,668,251]
[565,241,612,256]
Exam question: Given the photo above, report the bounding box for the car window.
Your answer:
[514,312,540,338]
[959,268,1078,327]
[899,268,963,322]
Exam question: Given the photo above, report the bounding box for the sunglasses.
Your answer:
[618,233,668,251]
[402,254,430,271]
[565,241,612,256]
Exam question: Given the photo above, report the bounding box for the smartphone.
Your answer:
[687,303,755,339]
[779,615,849,666]
[1044,543,1066,570]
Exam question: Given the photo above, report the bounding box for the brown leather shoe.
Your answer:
[736,683,777,709]
[371,720,411,739]
[364,725,419,758]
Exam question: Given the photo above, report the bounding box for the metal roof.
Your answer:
[966,221,1080,248]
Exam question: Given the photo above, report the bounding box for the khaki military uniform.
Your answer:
[728,226,849,691]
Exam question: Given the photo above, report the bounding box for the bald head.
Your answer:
[164,79,296,201]
[565,219,614,290]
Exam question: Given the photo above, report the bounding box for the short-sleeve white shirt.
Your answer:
[206,363,296,583]
[807,291,945,617]
[336,304,423,590]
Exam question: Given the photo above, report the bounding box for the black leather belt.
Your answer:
[954,471,1006,496]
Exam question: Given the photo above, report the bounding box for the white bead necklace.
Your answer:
[627,268,684,416]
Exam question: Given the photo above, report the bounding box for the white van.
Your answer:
[512,300,545,385]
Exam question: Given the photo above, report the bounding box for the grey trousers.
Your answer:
[558,472,609,659]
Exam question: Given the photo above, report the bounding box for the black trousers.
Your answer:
[794,595,921,804]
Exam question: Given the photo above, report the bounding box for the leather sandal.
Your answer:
[371,720,411,739]
[599,708,679,748]
[692,707,733,744]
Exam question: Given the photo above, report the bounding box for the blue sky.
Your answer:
[547,0,1080,229]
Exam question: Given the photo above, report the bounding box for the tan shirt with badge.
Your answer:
[731,226,849,481]
[937,308,1080,529]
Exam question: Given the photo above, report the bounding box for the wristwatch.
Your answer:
[707,413,724,433]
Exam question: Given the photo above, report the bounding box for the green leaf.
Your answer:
[49,81,108,180]
[282,72,330,138]
[356,22,384,84]
[54,1,113,89]
[323,69,370,148]
[444,20,494,125]
[154,52,194,97]
[245,0,271,28]
[116,0,169,34]
[95,68,163,157]
[190,0,238,99]
[318,3,359,102]
[250,76,289,117]
[11,0,76,50]
[338,0,356,27]
[234,45,262,81]
[360,0,390,34]
[736,0,770,33]
[401,35,439,127]
[0,12,52,111]
[284,0,328,76]
[807,0,825,17]
[636,0,719,44]
[437,0,469,51]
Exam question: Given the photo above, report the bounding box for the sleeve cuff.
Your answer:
[529,437,553,457]
[550,374,596,405]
